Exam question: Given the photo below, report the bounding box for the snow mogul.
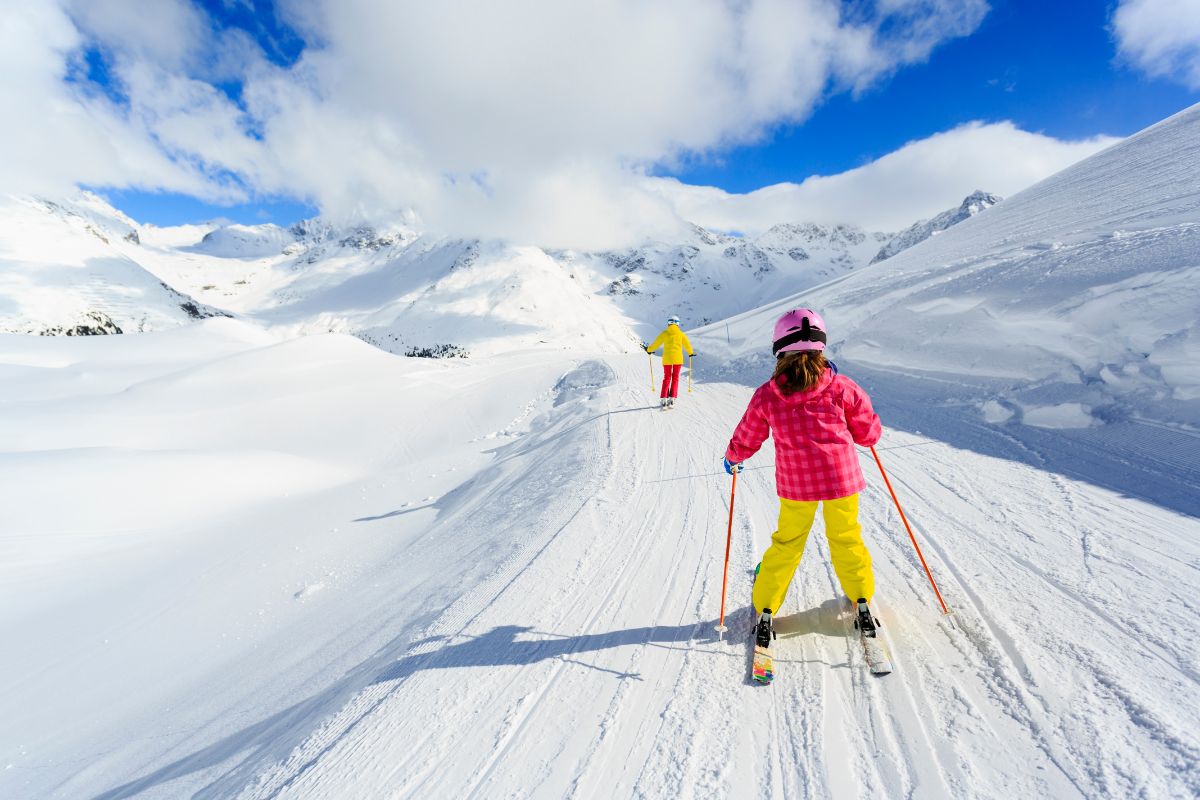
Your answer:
[644,315,695,409]
[723,308,883,641]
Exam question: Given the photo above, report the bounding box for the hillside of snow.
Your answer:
[189,223,296,259]
[696,103,1200,513]
[2,323,1196,799]
[0,196,227,335]
[2,96,1199,799]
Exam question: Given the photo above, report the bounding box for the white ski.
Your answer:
[852,598,893,675]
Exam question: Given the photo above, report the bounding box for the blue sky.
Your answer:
[66,0,1199,231]
[668,0,1200,192]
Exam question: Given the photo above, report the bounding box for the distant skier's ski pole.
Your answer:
[688,354,693,393]
[715,469,738,640]
[648,353,654,394]
[870,446,951,615]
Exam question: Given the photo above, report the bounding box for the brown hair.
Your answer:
[772,351,828,395]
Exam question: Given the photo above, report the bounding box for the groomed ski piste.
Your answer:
[3,109,1199,798]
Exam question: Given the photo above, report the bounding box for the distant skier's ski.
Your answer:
[751,609,775,684]
[852,598,893,675]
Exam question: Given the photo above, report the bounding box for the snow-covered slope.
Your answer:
[2,326,1196,799]
[0,195,227,335]
[870,190,1000,263]
[704,104,1200,430]
[189,223,297,258]
[691,103,1200,520]
[4,95,1199,800]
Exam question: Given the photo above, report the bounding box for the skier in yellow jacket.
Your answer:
[645,315,695,409]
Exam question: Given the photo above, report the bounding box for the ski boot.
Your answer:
[659,397,667,410]
[852,597,881,638]
[667,397,675,409]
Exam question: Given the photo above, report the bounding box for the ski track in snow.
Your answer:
[6,106,1200,800]
[83,354,1188,800]
[1,344,1196,800]
[6,105,1200,800]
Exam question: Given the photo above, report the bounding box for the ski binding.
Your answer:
[853,597,893,675]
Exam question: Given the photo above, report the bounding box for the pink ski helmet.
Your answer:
[772,308,827,356]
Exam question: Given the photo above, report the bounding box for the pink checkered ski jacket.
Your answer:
[725,366,881,502]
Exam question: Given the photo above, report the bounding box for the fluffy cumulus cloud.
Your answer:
[0,1,227,202]
[648,122,1121,233]
[0,0,1118,247]
[1113,0,1200,88]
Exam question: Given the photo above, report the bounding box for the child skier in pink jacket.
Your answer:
[724,308,882,633]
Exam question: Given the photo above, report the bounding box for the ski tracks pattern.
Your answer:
[237,357,1200,799]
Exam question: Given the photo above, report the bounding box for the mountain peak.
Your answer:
[870,190,1001,263]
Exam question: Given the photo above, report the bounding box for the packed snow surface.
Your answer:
[1,325,1196,799]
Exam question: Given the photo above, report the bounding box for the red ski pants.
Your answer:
[660,364,682,398]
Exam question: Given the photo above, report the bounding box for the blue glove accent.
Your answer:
[723,457,744,474]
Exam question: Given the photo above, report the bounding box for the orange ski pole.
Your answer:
[715,468,738,639]
[870,446,950,615]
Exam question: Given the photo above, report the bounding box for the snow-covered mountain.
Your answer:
[189,223,296,258]
[0,194,906,354]
[870,189,1000,263]
[0,195,228,335]
[567,220,890,330]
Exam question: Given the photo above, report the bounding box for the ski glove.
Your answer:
[723,457,744,474]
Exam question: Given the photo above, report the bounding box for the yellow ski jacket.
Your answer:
[646,324,694,366]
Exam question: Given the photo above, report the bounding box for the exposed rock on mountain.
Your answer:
[871,190,1000,263]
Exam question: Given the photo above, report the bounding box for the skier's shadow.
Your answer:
[87,616,733,800]
[740,598,852,685]
[369,617,726,686]
[773,597,849,640]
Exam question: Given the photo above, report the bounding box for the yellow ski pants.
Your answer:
[752,493,874,615]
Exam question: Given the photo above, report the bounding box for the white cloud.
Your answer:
[0,2,225,202]
[62,0,210,73]
[230,0,988,246]
[2,1,1121,250]
[647,122,1121,234]
[1113,0,1200,88]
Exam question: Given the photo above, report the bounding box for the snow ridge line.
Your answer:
[237,363,622,797]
